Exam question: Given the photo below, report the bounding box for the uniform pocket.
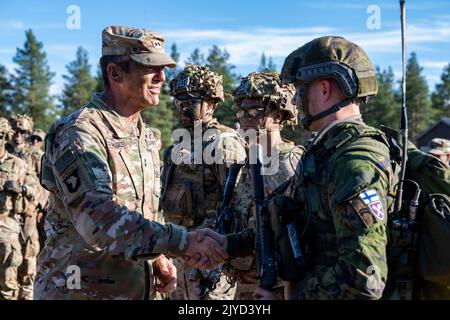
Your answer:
[161,183,193,225]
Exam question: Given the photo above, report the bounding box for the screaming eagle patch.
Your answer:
[358,189,385,221]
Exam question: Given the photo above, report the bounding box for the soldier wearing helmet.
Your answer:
[214,71,303,299]
[0,117,38,300]
[162,64,246,300]
[244,36,397,299]
[7,114,34,159]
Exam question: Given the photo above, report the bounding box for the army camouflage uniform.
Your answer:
[225,71,302,300]
[282,117,396,299]
[0,117,39,300]
[35,26,189,300]
[228,141,302,300]
[277,36,396,299]
[27,129,50,251]
[162,65,246,300]
[7,114,41,300]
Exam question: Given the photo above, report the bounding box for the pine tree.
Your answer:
[205,45,239,128]
[404,52,434,141]
[363,66,400,129]
[258,53,277,73]
[60,46,96,115]
[431,63,450,118]
[0,64,13,117]
[185,48,205,65]
[11,29,56,130]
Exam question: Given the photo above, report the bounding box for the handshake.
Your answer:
[183,228,228,269]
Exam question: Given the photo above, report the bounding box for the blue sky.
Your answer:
[1,0,449,96]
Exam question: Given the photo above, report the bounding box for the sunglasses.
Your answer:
[236,107,266,119]
[174,99,203,110]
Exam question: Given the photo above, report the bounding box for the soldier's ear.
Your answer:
[107,64,123,83]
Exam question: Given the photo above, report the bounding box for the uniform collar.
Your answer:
[0,150,10,164]
[91,93,144,139]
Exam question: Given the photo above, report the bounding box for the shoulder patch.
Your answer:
[358,189,385,221]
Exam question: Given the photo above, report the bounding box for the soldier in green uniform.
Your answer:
[0,117,38,300]
[35,26,228,300]
[225,71,302,299]
[161,64,246,300]
[253,36,397,299]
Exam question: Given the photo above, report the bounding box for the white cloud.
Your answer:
[421,60,449,70]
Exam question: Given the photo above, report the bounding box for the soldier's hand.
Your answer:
[4,180,23,194]
[195,228,228,258]
[254,287,278,300]
[184,230,228,269]
[154,254,177,294]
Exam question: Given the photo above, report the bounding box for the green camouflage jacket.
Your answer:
[287,118,396,300]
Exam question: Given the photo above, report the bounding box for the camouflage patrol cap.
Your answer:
[428,138,450,155]
[0,117,13,136]
[10,114,33,133]
[30,128,45,141]
[281,36,378,99]
[102,26,176,68]
[169,64,224,102]
[234,71,298,126]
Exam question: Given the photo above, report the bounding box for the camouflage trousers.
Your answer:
[169,257,236,300]
[18,209,40,300]
[228,258,285,300]
[0,234,23,300]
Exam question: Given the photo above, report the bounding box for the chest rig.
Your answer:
[161,122,229,228]
[277,121,396,274]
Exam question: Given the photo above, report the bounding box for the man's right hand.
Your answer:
[183,228,228,270]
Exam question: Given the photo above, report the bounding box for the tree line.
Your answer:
[0,29,449,148]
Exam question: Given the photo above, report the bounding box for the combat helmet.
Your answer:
[169,64,224,102]
[233,70,298,125]
[10,114,34,134]
[0,117,14,140]
[281,36,377,129]
[234,71,298,126]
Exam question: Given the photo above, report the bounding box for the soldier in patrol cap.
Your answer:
[161,64,246,300]
[0,117,39,300]
[427,138,450,165]
[7,114,33,159]
[35,26,228,300]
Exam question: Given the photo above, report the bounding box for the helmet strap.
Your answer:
[301,98,353,130]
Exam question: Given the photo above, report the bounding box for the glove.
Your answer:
[4,180,24,194]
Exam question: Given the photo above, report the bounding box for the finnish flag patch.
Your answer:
[358,189,385,220]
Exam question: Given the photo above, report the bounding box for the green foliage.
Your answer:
[404,52,436,141]
[60,46,97,116]
[431,63,450,118]
[363,66,400,130]
[11,29,56,130]
[0,64,13,117]
[258,53,277,73]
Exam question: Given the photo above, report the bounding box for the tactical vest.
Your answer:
[161,121,234,228]
[0,153,29,236]
[270,121,397,283]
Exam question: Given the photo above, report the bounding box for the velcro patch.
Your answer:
[359,189,384,221]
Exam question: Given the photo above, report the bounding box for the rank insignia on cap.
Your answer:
[359,189,384,220]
